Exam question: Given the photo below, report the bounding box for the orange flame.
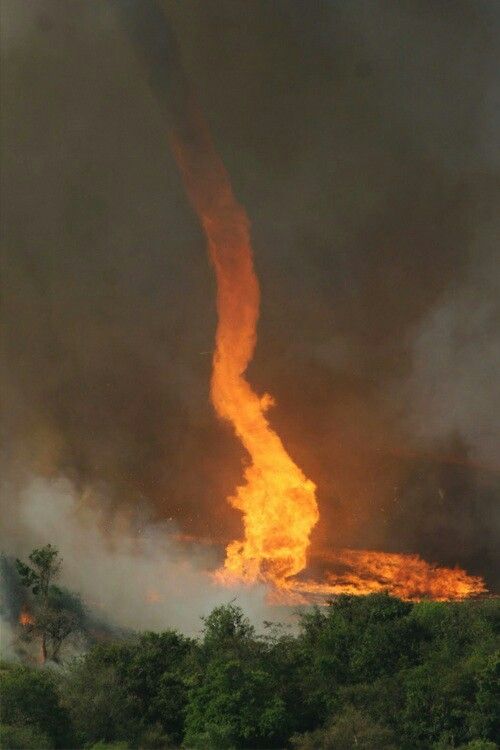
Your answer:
[170,103,319,586]
[19,607,34,626]
[169,98,486,602]
[287,549,487,602]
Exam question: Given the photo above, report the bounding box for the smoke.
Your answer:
[1,475,278,635]
[406,238,499,467]
[1,0,499,626]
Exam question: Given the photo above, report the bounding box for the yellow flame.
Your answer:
[287,549,487,602]
[170,103,318,585]
[168,98,486,602]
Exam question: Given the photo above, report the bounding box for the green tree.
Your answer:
[0,724,53,749]
[16,544,83,662]
[0,663,74,748]
[291,705,397,749]
[62,643,140,746]
[465,651,500,743]
[184,657,288,749]
[185,603,292,748]
[262,621,315,737]
[201,602,257,659]
[62,631,194,747]
[411,600,496,662]
[297,593,420,722]
[124,630,194,744]
[15,545,61,600]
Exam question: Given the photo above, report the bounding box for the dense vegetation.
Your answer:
[1,548,498,749]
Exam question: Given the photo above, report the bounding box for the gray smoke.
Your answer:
[1,475,274,635]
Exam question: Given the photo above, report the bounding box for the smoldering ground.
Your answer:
[1,0,499,629]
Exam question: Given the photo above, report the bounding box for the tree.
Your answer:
[0,724,53,750]
[466,652,500,743]
[0,663,74,748]
[62,647,139,746]
[15,544,83,662]
[2,583,499,749]
[291,705,397,750]
[62,632,194,747]
[201,602,257,659]
[261,621,315,738]
[184,657,289,749]
[185,603,292,748]
[123,630,194,744]
[15,545,61,600]
[296,593,419,724]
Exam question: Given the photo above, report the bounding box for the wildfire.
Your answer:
[169,95,486,602]
[170,102,319,586]
[19,607,34,626]
[288,549,486,602]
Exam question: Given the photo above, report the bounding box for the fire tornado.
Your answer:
[119,0,485,602]
[168,101,485,602]
[170,104,319,586]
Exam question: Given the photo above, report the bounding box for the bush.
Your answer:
[1,594,498,749]
[0,723,53,749]
[184,656,289,749]
[61,655,139,746]
[0,664,73,748]
[290,705,397,749]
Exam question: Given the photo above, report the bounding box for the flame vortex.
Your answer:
[170,106,319,586]
[169,99,486,602]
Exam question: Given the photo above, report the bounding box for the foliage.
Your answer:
[183,603,296,748]
[200,602,257,659]
[184,656,289,748]
[0,723,53,749]
[15,544,61,598]
[15,544,84,662]
[290,705,398,749]
[61,631,194,747]
[3,553,500,750]
[0,664,73,748]
[61,649,139,746]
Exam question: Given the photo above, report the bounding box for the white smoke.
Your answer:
[405,221,499,466]
[1,475,284,635]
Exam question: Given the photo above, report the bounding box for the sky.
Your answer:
[1,0,499,628]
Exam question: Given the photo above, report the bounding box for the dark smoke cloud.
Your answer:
[1,0,499,605]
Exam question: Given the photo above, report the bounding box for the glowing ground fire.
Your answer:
[169,100,486,602]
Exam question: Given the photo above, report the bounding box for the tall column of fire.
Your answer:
[169,105,319,586]
[168,104,486,602]
[116,1,486,601]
